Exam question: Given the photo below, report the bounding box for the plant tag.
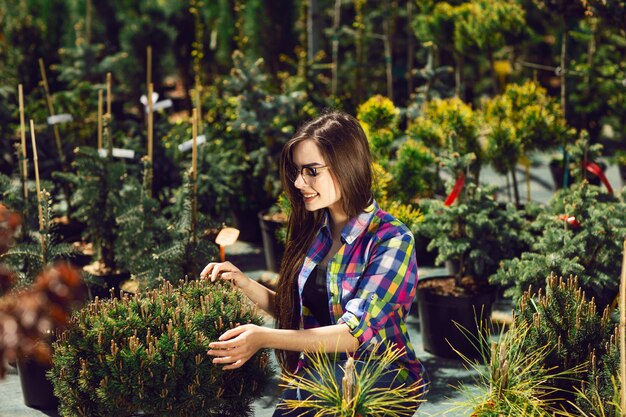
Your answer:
[98,148,136,159]
[153,99,173,111]
[47,113,73,125]
[140,92,159,106]
[178,135,206,152]
[215,227,240,247]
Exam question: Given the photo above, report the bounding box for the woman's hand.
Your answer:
[207,324,266,370]
[200,261,250,289]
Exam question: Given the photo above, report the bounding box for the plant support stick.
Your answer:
[97,89,103,149]
[191,108,198,244]
[38,58,67,172]
[619,240,626,417]
[30,120,46,260]
[18,84,28,198]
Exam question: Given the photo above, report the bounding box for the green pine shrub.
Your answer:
[514,274,618,415]
[491,182,626,306]
[50,278,273,417]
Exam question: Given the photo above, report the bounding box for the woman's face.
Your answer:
[291,140,342,213]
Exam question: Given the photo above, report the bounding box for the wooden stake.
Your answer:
[148,83,154,164]
[147,45,152,90]
[619,240,626,417]
[97,89,103,149]
[191,108,198,243]
[30,120,43,232]
[106,72,112,117]
[38,58,67,171]
[18,84,28,198]
[195,88,202,134]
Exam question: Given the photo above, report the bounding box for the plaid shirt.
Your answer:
[297,201,425,383]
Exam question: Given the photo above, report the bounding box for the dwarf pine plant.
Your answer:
[50,278,273,417]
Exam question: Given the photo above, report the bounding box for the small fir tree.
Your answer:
[491,183,626,306]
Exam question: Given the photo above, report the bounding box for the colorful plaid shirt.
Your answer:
[297,200,425,383]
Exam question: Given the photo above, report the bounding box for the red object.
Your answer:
[219,245,225,262]
[583,161,613,194]
[559,214,581,228]
[444,172,466,206]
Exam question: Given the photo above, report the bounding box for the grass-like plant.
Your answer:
[278,343,426,417]
[449,320,582,417]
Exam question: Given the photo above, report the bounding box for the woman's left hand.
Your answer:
[208,324,266,370]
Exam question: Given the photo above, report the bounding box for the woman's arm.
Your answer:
[200,261,276,317]
[207,323,359,370]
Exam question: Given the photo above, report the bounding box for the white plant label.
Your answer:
[178,135,206,152]
[98,148,136,159]
[152,99,173,111]
[140,92,159,106]
[47,114,73,125]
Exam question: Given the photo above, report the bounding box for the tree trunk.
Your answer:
[331,0,341,96]
[307,0,322,64]
[406,0,414,101]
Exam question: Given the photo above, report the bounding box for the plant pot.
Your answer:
[231,207,263,243]
[414,234,437,267]
[619,164,626,188]
[17,357,58,410]
[258,210,286,273]
[83,263,131,299]
[416,276,496,359]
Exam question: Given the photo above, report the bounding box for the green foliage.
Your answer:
[221,50,311,209]
[514,274,617,414]
[53,146,127,271]
[491,183,626,306]
[407,97,483,180]
[1,189,76,287]
[50,278,273,417]
[279,343,425,417]
[144,169,219,287]
[450,320,576,416]
[420,155,532,290]
[357,95,400,165]
[390,139,436,202]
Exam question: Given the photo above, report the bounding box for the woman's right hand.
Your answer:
[200,261,251,289]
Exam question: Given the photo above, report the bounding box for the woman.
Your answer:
[201,111,428,416]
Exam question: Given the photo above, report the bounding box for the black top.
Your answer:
[302,264,332,326]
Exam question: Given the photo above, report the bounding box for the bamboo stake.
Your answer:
[619,240,626,417]
[147,45,152,90]
[30,120,43,231]
[148,83,154,164]
[18,84,28,198]
[106,72,112,117]
[38,58,67,171]
[191,108,198,244]
[195,88,202,135]
[97,89,103,149]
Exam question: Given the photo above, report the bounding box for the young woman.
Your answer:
[201,111,428,416]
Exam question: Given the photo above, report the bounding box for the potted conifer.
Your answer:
[417,153,532,358]
[49,278,273,417]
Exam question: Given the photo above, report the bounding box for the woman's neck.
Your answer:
[328,205,349,240]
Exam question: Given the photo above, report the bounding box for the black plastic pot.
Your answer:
[619,164,626,188]
[85,270,131,300]
[17,357,58,410]
[258,210,285,273]
[416,276,496,359]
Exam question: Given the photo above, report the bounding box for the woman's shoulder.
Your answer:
[368,204,414,242]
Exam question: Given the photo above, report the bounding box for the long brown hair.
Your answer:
[275,110,373,372]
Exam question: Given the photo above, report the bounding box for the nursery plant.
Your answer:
[1,189,77,287]
[491,182,626,307]
[49,278,273,417]
[514,274,619,414]
[129,168,219,288]
[0,203,84,378]
[279,343,426,417]
[419,153,532,293]
[53,144,127,276]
